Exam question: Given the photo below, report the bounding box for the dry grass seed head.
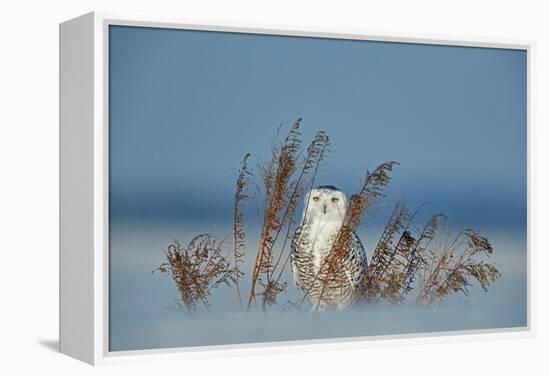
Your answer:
[155,234,238,311]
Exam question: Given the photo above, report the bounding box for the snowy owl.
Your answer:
[290,185,368,310]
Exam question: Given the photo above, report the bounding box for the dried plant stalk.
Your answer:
[366,203,411,288]
[156,119,502,313]
[359,204,446,303]
[415,228,501,304]
[356,202,499,306]
[154,234,238,311]
[306,161,399,310]
[271,130,330,284]
[399,213,447,297]
[247,119,330,309]
[247,118,303,309]
[233,153,252,309]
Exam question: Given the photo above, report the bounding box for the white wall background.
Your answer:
[0,0,547,374]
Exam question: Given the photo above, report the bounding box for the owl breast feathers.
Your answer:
[290,186,368,310]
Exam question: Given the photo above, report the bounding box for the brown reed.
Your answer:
[233,153,252,309]
[247,118,330,310]
[156,119,501,313]
[154,234,238,311]
[305,161,399,310]
[414,228,501,304]
[358,204,447,303]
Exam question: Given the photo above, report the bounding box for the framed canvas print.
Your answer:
[59,12,533,365]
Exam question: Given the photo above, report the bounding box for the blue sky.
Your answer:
[109,25,527,229]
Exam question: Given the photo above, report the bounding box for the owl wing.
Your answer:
[290,225,304,290]
[291,226,367,291]
[347,231,368,288]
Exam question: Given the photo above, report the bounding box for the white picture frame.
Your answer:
[59,11,534,365]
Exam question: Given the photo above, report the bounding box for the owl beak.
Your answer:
[323,205,327,214]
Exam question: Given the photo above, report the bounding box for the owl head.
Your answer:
[302,185,347,223]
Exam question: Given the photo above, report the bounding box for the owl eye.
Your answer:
[312,196,320,202]
[331,197,339,203]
